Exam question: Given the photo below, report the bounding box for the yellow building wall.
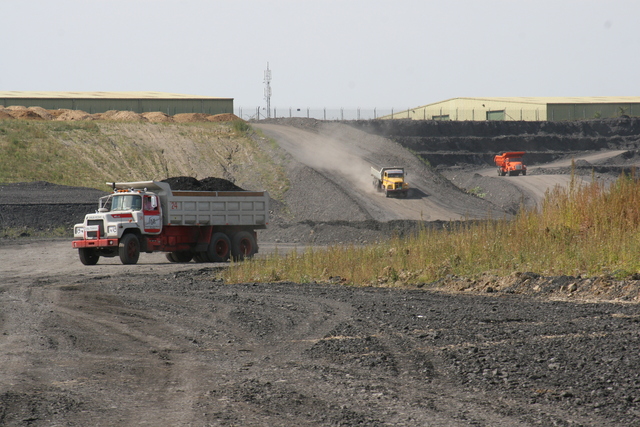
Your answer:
[382,97,640,121]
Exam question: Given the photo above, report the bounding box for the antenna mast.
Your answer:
[264,62,272,119]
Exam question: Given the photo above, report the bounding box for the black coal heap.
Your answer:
[161,176,245,191]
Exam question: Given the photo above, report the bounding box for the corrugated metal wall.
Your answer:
[387,99,547,121]
[0,97,233,115]
[384,98,640,121]
[548,103,639,120]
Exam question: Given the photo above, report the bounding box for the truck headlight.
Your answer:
[74,226,84,236]
[108,226,117,235]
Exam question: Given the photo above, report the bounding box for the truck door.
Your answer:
[142,195,162,234]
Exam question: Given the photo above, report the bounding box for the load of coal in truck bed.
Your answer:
[161,176,245,192]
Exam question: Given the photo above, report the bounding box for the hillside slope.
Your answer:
[0,120,286,198]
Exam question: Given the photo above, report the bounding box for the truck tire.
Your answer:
[231,231,256,261]
[119,233,140,265]
[167,251,193,263]
[208,232,231,262]
[193,252,209,263]
[79,248,100,265]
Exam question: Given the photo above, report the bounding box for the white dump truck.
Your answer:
[371,166,409,198]
[72,181,268,265]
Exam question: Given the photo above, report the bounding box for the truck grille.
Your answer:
[87,219,105,238]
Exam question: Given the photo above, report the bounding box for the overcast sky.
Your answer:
[2,0,638,110]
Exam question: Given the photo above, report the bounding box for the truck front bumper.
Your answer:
[72,239,119,249]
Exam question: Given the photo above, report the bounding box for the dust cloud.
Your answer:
[291,131,377,195]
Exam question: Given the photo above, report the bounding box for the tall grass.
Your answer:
[225,171,640,285]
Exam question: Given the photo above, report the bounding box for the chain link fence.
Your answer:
[236,107,407,121]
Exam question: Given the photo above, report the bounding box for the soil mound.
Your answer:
[141,112,173,123]
[207,113,243,122]
[47,109,67,119]
[104,111,147,122]
[27,106,53,120]
[55,110,92,121]
[97,110,119,120]
[161,176,245,191]
[0,104,239,124]
[8,109,44,120]
[173,113,211,123]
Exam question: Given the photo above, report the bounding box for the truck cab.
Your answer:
[382,169,408,196]
[72,186,163,265]
[74,188,162,242]
[371,166,410,198]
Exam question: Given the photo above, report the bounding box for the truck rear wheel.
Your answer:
[231,231,256,261]
[208,232,231,262]
[167,251,193,263]
[79,248,100,265]
[119,234,140,265]
[194,253,209,263]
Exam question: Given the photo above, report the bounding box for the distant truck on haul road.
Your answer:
[494,151,527,176]
[371,166,409,197]
[72,181,268,265]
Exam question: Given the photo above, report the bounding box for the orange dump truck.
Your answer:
[494,152,527,176]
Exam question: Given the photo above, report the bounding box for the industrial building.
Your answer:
[0,91,233,116]
[383,97,640,121]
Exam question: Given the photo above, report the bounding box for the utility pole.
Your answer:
[264,63,272,119]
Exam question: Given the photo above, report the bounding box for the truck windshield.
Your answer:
[387,172,404,178]
[111,195,142,211]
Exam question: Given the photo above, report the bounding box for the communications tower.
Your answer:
[264,63,272,119]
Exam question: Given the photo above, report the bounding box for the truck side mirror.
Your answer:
[151,196,158,209]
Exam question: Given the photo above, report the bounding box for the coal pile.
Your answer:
[161,176,245,191]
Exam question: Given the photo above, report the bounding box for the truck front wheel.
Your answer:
[208,232,231,262]
[231,231,256,261]
[79,248,100,265]
[119,234,140,265]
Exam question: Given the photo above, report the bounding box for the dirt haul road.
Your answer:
[475,150,628,208]
[255,123,505,222]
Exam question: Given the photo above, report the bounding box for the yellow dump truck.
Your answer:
[371,166,409,198]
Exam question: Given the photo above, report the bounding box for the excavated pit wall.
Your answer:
[350,117,640,166]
